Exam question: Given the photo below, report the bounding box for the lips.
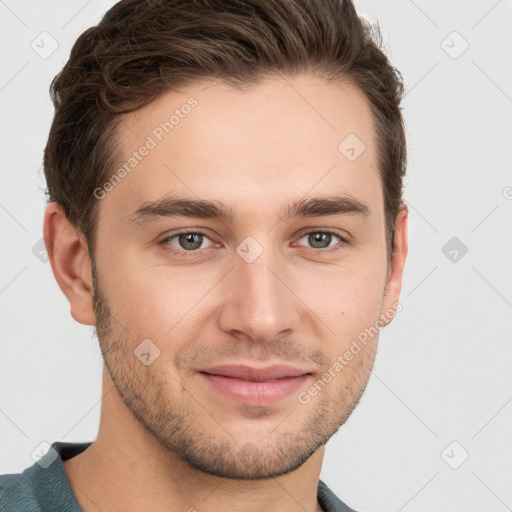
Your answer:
[199,364,310,382]
[197,364,313,405]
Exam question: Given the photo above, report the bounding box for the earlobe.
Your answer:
[380,207,409,326]
[43,202,96,326]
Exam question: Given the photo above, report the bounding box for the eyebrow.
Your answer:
[128,194,370,224]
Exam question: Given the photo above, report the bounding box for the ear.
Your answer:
[43,202,96,326]
[380,206,408,326]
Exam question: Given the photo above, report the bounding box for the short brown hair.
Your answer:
[44,0,406,262]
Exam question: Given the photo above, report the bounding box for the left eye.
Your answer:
[296,230,344,249]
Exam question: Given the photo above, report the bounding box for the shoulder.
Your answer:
[318,479,360,512]
[0,441,91,512]
[0,469,41,512]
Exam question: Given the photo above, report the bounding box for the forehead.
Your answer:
[100,74,381,224]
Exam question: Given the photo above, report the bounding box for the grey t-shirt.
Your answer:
[0,442,358,511]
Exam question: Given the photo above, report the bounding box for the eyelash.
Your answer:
[158,229,348,257]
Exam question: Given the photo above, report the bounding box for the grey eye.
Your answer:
[165,232,214,251]
[297,231,342,249]
[178,233,204,250]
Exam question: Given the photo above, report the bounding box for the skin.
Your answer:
[44,74,408,512]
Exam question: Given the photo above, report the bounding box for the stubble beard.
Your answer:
[91,268,376,480]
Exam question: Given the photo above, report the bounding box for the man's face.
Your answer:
[91,74,401,479]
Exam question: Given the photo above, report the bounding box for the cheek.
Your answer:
[99,230,387,343]
[101,251,216,341]
[299,254,387,328]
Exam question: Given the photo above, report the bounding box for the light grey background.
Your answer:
[1,1,511,511]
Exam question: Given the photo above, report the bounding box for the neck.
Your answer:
[63,366,326,512]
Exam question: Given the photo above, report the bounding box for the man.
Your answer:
[0,0,408,510]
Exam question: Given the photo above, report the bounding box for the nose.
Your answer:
[217,242,302,344]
